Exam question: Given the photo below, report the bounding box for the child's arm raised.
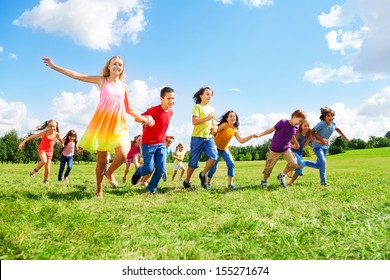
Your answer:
[258,127,276,138]
[43,57,102,85]
[192,112,214,126]
[18,131,46,149]
[335,128,349,141]
[235,132,260,144]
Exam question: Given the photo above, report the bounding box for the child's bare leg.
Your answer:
[123,163,130,182]
[184,167,195,183]
[228,175,233,186]
[180,168,185,180]
[171,171,177,181]
[106,146,127,182]
[288,173,299,186]
[96,151,107,198]
[202,159,216,176]
[43,158,52,181]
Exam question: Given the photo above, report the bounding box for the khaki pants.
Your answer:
[262,149,297,179]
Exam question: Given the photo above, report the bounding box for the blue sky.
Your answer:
[1,0,390,149]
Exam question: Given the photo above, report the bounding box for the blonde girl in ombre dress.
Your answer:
[43,56,154,198]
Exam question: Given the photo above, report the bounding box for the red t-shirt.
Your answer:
[141,105,173,145]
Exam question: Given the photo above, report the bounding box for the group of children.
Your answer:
[18,56,349,198]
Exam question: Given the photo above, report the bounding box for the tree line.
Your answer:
[1,129,389,164]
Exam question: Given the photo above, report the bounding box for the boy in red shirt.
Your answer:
[131,87,175,194]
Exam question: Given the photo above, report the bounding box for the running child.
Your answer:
[304,107,349,185]
[43,56,154,198]
[183,87,218,189]
[258,109,307,189]
[19,120,64,184]
[58,129,81,183]
[207,110,259,190]
[122,135,142,183]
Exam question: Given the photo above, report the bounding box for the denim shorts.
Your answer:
[188,137,218,169]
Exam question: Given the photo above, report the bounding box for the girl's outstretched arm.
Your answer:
[235,132,260,144]
[56,132,65,148]
[18,131,46,149]
[335,128,349,141]
[258,127,275,138]
[42,57,102,85]
[311,128,327,145]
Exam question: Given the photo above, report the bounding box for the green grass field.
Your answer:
[1,148,389,260]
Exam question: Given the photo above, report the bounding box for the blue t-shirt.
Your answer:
[270,119,298,153]
[312,120,336,149]
[291,134,306,156]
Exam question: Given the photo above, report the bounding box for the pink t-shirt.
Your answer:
[62,141,75,157]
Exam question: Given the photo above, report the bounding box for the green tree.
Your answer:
[348,138,367,150]
[385,131,390,139]
[329,136,348,155]
[19,132,40,164]
[366,136,390,148]
[1,130,20,163]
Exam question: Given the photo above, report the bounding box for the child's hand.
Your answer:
[42,57,55,68]
[145,115,155,127]
[18,141,25,150]
[252,133,260,138]
[207,112,215,121]
[77,149,84,155]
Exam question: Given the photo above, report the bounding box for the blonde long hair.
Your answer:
[295,120,312,147]
[101,56,126,80]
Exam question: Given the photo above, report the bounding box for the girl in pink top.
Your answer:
[43,56,155,198]
[18,120,64,184]
[58,130,81,183]
[122,135,142,183]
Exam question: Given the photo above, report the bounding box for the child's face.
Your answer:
[68,135,76,141]
[324,113,334,124]
[109,57,124,76]
[166,139,173,147]
[291,116,304,126]
[200,89,213,105]
[227,112,237,125]
[48,121,57,131]
[178,145,184,151]
[301,122,310,133]
[161,92,175,110]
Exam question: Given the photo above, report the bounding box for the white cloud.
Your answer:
[126,80,160,111]
[307,0,390,83]
[0,98,39,136]
[0,46,3,53]
[8,53,17,60]
[359,87,390,117]
[304,65,361,84]
[243,0,273,8]
[230,88,241,93]
[216,0,272,8]
[325,28,366,55]
[216,0,233,4]
[13,0,147,50]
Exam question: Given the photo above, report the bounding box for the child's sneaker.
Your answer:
[30,168,38,178]
[228,184,237,190]
[162,172,167,182]
[260,180,268,189]
[277,173,287,188]
[199,172,208,188]
[183,180,191,189]
[43,180,49,184]
[64,177,69,183]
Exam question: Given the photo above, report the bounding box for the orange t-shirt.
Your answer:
[213,126,236,151]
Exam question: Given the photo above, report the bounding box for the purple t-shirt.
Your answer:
[270,119,298,153]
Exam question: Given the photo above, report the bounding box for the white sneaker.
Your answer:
[277,173,287,188]
[64,177,69,183]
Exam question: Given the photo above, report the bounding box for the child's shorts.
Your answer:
[174,162,185,171]
[188,137,218,169]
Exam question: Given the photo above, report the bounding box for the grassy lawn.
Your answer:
[0,148,389,260]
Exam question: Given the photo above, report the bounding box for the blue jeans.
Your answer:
[304,147,328,184]
[294,153,305,176]
[137,143,166,193]
[188,137,218,169]
[58,155,74,181]
[208,148,235,179]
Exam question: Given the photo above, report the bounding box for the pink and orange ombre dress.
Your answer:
[79,78,130,153]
